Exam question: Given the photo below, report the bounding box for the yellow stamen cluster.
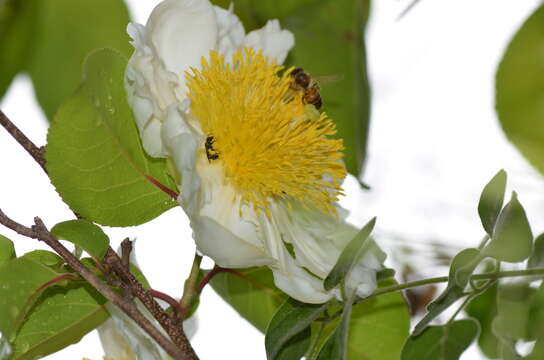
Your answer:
[186,48,346,214]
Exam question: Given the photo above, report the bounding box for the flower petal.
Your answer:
[213,4,246,60]
[191,214,273,268]
[259,208,333,303]
[146,0,218,81]
[98,303,168,360]
[243,19,295,64]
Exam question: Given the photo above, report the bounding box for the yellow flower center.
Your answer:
[186,48,346,214]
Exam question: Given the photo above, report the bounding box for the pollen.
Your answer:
[186,48,346,214]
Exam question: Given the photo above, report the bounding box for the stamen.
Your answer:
[186,48,346,214]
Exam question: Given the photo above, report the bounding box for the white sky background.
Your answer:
[1,0,543,359]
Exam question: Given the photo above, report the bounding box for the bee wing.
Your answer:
[313,74,344,86]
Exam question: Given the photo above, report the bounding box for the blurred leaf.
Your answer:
[483,192,533,263]
[324,217,376,291]
[316,293,354,360]
[0,234,15,266]
[0,0,37,98]
[496,4,544,175]
[0,257,61,340]
[209,267,287,333]
[276,327,311,360]
[46,49,177,227]
[27,0,132,120]
[413,248,481,336]
[401,319,480,360]
[493,283,535,341]
[527,283,544,341]
[466,283,500,358]
[478,169,507,236]
[528,233,544,269]
[10,282,108,359]
[265,298,326,360]
[211,0,372,176]
[51,220,109,260]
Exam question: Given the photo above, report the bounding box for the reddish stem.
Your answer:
[37,273,77,292]
[144,174,179,200]
[149,289,182,313]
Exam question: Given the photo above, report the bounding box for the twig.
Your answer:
[0,110,47,173]
[0,110,198,359]
[104,249,198,359]
[121,238,133,270]
[0,209,188,360]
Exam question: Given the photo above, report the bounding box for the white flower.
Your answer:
[126,0,385,304]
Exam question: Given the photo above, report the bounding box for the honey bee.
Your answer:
[205,136,219,161]
[289,67,323,110]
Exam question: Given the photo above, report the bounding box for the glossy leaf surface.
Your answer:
[46,49,177,226]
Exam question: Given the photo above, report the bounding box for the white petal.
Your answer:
[259,207,333,303]
[125,0,220,158]
[0,334,11,360]
[161,103,203,212]
[146,0,218,84]
[243,19,294,64]
[98,303,168,360]
[213,4,246,59]
[191,214,273,268]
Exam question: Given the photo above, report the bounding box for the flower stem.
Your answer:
[179,254,203,318]
[364,268,544,301]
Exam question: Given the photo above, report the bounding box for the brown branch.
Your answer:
[0,110,47,173]
[121,238,132,270]
[0,110,199,359]
[104,249,198,359]
[0,209,189,360]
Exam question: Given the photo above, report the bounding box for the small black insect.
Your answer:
[205,136,219,161]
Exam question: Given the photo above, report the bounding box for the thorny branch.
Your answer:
[0,110,198,360]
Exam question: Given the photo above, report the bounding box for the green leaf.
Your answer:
[0,257,61,340]
[275,326,311,360]
[413,248,481,336]
[496,4,544,176]
[46,49,177,227]
[466,283,500,358]
[528,233,544,269]
[50,220,110,260]
[211,0,372,176]
[0,0,37,99]
[324,279,410,360]
[213,269,409,360]
[27,0,132,120]
[316,293,354,360]
[209,267,287,332]
[10,282,108,359]
[483,192,533,262]
[478,169,507,236]
[401,319,480,360]
[493,283,535,341]
[265,298,328,360]
[0,234,15,266]
[21,250,64,269]
[324,217,376,291]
